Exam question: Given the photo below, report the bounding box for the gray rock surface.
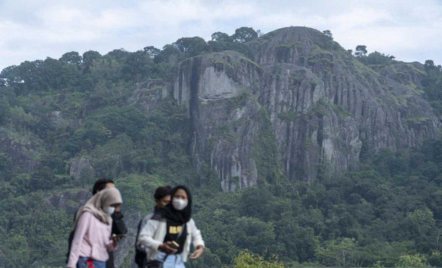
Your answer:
[48,111,68,128]
[174,51,263,191]
[70,157,94,180]
[0,135,41,173]
[172,27,440,187]
[129,80,169,113]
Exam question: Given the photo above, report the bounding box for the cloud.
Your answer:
[1,0,442,71]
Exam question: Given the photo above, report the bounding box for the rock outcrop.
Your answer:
[0,134,41,173]
[173,27,440,187]
[174,51,263,191]
[129,80,169,113]
[70,157,94,180]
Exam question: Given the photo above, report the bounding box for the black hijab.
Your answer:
[155,185,192,224]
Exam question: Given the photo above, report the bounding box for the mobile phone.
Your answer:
[171,241,179,249]
[114,234,127,238]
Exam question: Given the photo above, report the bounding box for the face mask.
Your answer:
[104,206,115,215]
[172,199,188,211]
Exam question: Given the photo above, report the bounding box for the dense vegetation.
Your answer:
[0,27,441,268]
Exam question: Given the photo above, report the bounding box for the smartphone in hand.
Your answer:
[170,241,179,249]
[114,234,127,238]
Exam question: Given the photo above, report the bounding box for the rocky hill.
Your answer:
[174,27,440,190]
[1,26,441,268]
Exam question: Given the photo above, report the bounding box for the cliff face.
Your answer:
[173,27,440,187]
[174,52,263,191]
[0,130,42,174]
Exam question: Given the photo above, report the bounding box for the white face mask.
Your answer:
[172,199,188,211]
[104,206,115,215]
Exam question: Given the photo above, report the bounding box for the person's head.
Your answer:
[74,186,123,227]
[171,185,192,213]
[100,187,123,215]
[92,178,115,195]
[172,188,189,208]
[154,186,172,208]
[158,185,192,224]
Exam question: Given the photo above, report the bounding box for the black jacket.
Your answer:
[111,211,128,235]
[107,211,128,268]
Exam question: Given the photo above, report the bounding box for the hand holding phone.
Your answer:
[159,242,178,254]
[170,241,180,249]
[115,234,127,238]
[112,234,126,244]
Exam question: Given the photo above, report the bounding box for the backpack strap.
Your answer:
[134,219,147,267]
[134,213,156,267]
[151,213,163,221]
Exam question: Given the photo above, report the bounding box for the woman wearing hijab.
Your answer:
[67,187,123,268]
[138,185,204,268]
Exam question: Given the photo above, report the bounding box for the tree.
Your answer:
[82,50,102,72]
[425,60,436,70]
[211,32,232,42]
[107,48,131,61]
[316,238,367,267]
[0,97,10,124]
[59,52,82,66]
[323,30,333,39]
[355,45,367,57]
[395,254,431,267]
[231,217,276,255]
[0,153,10,177]
[406,208,435,238]
[422,60,442,116]
[121,50,153,81]
[30,166,56,190]
[143,46,161,58]
[173,37,208,57]
[233,250,285,268]
[232,27,258,43]
[363,51,393,65]
[154,44,182,64]
[428,251,442,267]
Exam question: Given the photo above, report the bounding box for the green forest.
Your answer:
[1,27,442,268]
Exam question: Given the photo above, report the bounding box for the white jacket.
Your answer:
[136,213,153,253]
[137,217,205,263]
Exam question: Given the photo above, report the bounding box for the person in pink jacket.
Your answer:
[67,187,123,268]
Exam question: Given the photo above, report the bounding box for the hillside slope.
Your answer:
[0,26,441,267]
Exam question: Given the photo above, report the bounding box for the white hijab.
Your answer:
[74,187,123,228]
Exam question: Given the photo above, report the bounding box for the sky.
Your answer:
[1,0,442,71]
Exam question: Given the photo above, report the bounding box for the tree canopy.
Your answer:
[0,26,442,268]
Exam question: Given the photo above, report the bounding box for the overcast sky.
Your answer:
[1,0,441,71]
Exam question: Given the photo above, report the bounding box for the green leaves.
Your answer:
[232,27,258,43]
[233,250,285,268]
[1,26,442,268]
[395,254,431,268]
